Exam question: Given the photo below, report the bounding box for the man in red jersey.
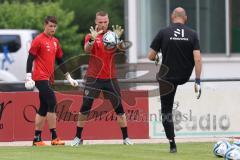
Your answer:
[71,11,133,146]
[25,16,78,146]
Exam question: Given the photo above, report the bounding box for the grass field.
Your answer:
[0,142,219,160]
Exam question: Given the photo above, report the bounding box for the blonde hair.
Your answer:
[96,11,108,17]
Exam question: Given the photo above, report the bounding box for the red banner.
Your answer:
[0,91,149,141]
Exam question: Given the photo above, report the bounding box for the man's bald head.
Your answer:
[171,7,187,24]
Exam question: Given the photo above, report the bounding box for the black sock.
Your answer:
[34,130,42,142]
[50,128,57,140]
[76,127,83,139]
[121,127,128,139]
[169,139,176,149]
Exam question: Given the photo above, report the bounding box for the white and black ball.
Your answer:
[102,31,119,49]
[213,140,231,157]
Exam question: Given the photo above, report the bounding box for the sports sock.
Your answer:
[169,138,176,149]
[76,127,83,139]
[121,127,128,139]
[50,128,57,140]
[34,130,42,142]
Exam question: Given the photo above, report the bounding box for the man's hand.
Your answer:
[25,73,35,90]
[65,72,78,87]
[89,25,103,41]
[112,25,124,38]
[194,78,201,99]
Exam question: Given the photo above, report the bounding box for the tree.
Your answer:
[0,1,82,58]
[61,0,124,33]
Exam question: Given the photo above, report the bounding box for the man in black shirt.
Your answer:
[148,7,202,153]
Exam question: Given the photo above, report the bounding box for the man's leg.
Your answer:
[45,85,65,145]
[105,79,133,145]
[75,113,88,139]
[115,111,133,145]
[35,114,46,131]
[116,113,133,145]
[71,99,94,146]
[33,81,48,146]
[33,114,47,146]
[45,91,58,141]
[46,113,57,140]
[35,96,47,133]
[71,79,99,146]
[117,113,127,128]
[36,81,64,145]
[47,112,63,145]
[160,83,178,153]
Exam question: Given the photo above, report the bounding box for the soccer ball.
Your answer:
[213,140,231,157]
[102,31,119,49]
[233,140,240,147]
[225,146,240,160]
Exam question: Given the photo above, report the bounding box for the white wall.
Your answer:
[149,82,240,138]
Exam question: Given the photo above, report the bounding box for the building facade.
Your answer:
[126,0,240,62]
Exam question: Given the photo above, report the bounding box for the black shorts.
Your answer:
[35,80,57,116]
[80,77,125,115]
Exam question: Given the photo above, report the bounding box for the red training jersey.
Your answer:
[29,32,63,82]
[84,33,116,79]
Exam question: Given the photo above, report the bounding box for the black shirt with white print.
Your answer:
[150,23,200,84]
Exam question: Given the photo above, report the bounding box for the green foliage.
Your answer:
[0,1,82,57]
[61,0,124,33]
[0,0,124,56]
[0,0,60,5]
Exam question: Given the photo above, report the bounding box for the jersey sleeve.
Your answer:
[56,41,63,58]
[84,34,92,47]
[84,34,91,46]
[150,30,162,52]
[193,32,200,50]
[29,37,40,56]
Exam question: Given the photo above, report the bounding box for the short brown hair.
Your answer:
[44,16,57,24]
[96,11,108,17]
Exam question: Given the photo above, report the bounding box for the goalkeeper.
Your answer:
[25,16,78,146]
[71,11,133,146]
[147,7,202,153]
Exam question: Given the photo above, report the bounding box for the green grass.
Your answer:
[0,143,219,160]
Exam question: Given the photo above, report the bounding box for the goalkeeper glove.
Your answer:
[194,78,201,99]
[112,25,124,38]
[89,26,103,40]
[25,73,35,90]
[65,72,78,87]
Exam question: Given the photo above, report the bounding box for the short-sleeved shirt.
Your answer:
[84,33,116,79]
[29,32,63,82]
[150,23,200,83]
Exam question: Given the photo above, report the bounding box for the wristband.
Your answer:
[88,39,94,46]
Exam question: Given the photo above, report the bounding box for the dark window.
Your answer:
[0,35,21,53]
[32,32,38,39]
[231,0,240,53]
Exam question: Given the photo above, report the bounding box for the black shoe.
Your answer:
[169,139,177,153]
[170,147,177,153]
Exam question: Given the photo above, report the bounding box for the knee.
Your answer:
[80,97,94,115]
[162,113,173,124]
[115,104,125,116]
[38,106,47,116]
[78,112,88,121]
[117,113,126,119]
[117,113,127,127]
[46,98,56,113]
[80,104,91,115]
